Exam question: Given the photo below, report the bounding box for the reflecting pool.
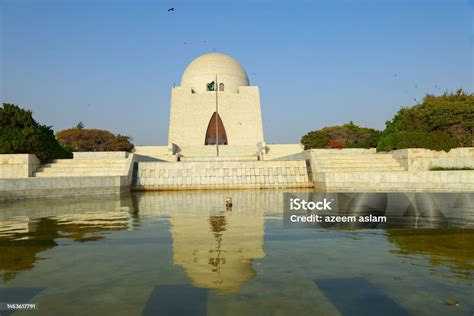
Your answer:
[0,191,473,315]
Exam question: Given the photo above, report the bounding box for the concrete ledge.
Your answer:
[133,183,313,191]
[391,148,474,171]
[73,151,129,159]
[0,176,129,201]
[180,156,258,162]
[314,170,474,192]
[0,154,40,178]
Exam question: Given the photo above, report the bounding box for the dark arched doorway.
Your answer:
[205,112,228,145]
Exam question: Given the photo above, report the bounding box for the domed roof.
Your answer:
[181,53,249,92]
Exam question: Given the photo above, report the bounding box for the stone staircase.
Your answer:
[180,156,258,162]
[34,157,129,178]
[263,144,304,160]
[178,145,260,158]
[133,146,176,162]
[312,153,406,172]
[309,150,409,191]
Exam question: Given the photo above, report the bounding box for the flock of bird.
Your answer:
[168,6,440,99]
[393,73,442,103]
[168,7,216,51]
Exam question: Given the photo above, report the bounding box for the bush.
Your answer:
[380,89,474,150]
[376,131,458,152]
[301,122,381,149]
[325,140,345,149]
[56,129,134,152]
[0,103,72,162]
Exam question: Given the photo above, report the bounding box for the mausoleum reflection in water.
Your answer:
[0,190,473,315]
[0,191,277,290]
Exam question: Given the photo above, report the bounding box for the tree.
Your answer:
[0,103,72,162]
[377,90,473,151]
[56,129,134,152]
[301,122,381,149]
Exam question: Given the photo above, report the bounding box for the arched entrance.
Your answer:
[205,112,228,145]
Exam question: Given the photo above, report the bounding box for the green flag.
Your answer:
[207,81,215,91]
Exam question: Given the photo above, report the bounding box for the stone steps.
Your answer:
[179,145,259,157]
[133,146,176,161]
[310,151,405,173]
[51,159,126,164]
[312,154,395,160]
[37,167,125,173]
[316,163,403,169]
[134,146,169,155]
[317,166,406,172]
[35,172,123,177]
[73,151,129,159]
[34,156,128,177]
[43,162,126,168]
[264,144,304,160]
[316,159,401,163]
[180,156,258,162]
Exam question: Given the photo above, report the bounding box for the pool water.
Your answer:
[0,190,473,315]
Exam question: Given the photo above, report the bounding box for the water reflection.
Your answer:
[387,229,474,284]
[0,195,138,282]
[134,190,274,293]
[170,210,265,293]
[0,190,473,295]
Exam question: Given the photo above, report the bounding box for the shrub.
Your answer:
[380,89,474,149]
[301,131,329,149]
[0,103,72,162]
[301,122,381,149]
[56,129,134,152]
[376,131,458,152]
[325,140,345,149]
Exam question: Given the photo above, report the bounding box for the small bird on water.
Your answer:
[168,7,175,12]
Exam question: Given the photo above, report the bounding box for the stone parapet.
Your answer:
[0,154,40,178]
[0,175,129,201]
[73,151,129,159]
[314,170,474,192]
[133,160,313,190]
[391,148,474,171]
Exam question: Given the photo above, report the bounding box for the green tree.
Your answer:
[377,90,473,151]
[0,103,72,162]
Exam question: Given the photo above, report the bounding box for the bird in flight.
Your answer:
[168,7,175,12]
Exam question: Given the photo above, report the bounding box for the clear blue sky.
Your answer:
[1,0,472,145]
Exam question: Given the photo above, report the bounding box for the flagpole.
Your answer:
[215,75,219,157]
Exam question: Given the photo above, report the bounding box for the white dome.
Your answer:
[181,53,249,93]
